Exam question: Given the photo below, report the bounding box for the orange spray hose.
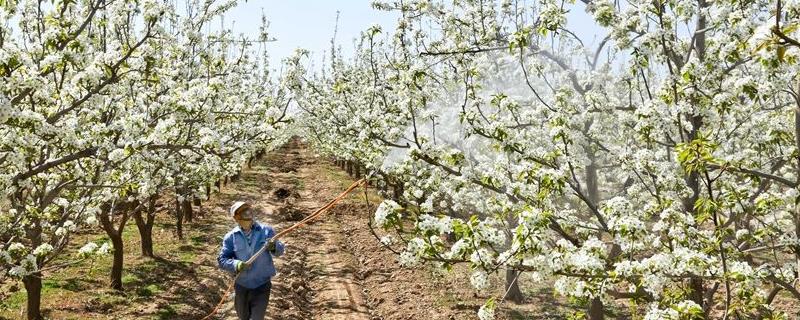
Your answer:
[201,178,367,320]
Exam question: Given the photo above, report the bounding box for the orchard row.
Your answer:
[0,1,291,319]
[290,1,800,319]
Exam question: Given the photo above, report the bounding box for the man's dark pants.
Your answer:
[234,281,271,320]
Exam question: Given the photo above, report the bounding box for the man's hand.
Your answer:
[266,240,277,254]
[235,260,251,272]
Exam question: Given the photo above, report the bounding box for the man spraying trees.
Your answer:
[217,201,285,320]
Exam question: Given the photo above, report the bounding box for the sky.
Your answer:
[220,1,605,73]
[221,1,400,73]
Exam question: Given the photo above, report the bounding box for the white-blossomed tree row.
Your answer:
[289,0,800,319]
[0,0,291,319]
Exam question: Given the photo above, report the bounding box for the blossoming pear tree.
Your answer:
[0,0,291,318]
[290,0,800,319]
[0,1,169,318]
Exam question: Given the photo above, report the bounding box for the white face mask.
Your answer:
[237,219,253,232]
[234,209,254,231]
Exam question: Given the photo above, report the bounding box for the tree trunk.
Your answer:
[215,180,221,192]
[355,164,362,178]
[193,197,202,219]
[689,277,705,311]
[133,197,156,258]
[688,1,709,313]
[136,218,154,257]
[23,274,42,320]
[98,201,132,290]
[175,196,184,239]
[393,184,403,200]
[795,81,800,279]
[503,209,525,303]
[684,149,704,310]
[589,298,605,320]
[183,197,193,223]
[20,206,43,320]
[585,155,607,319]
[504,269,524,303]
[206,182,212,200]
[109,233,124,291]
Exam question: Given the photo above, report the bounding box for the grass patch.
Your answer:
[156,304,178,320]
[178,251,196,263]
[97,293,128,306]
[0,290,25,310]
[136,284,163,297]
[136,258,161,272]
[0,213,195,319]
[190,234,210,246]
[43,278,89,292]
[84,292,129,312]
[122,274,139,285]
[122,225,139,241]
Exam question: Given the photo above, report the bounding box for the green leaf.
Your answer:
[693,197,717,223]
[509,27,532,52]
[783,22,800,35]
[742,84,758,99]
[674,137,718,174]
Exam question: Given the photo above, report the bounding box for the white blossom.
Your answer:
[477,299,496,320]
[470,270,490,290]
[32,244,53,257]
[78,243,99,257]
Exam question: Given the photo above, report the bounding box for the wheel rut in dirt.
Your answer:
[265,141,373,320]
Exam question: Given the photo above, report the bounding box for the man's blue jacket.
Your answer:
[217,221,285,289]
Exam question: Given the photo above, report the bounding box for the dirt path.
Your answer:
[261,142,372,320]
[294,169,371,320]
[161,138,487,320]
[204,139,373,320]
[257,140,484,320]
